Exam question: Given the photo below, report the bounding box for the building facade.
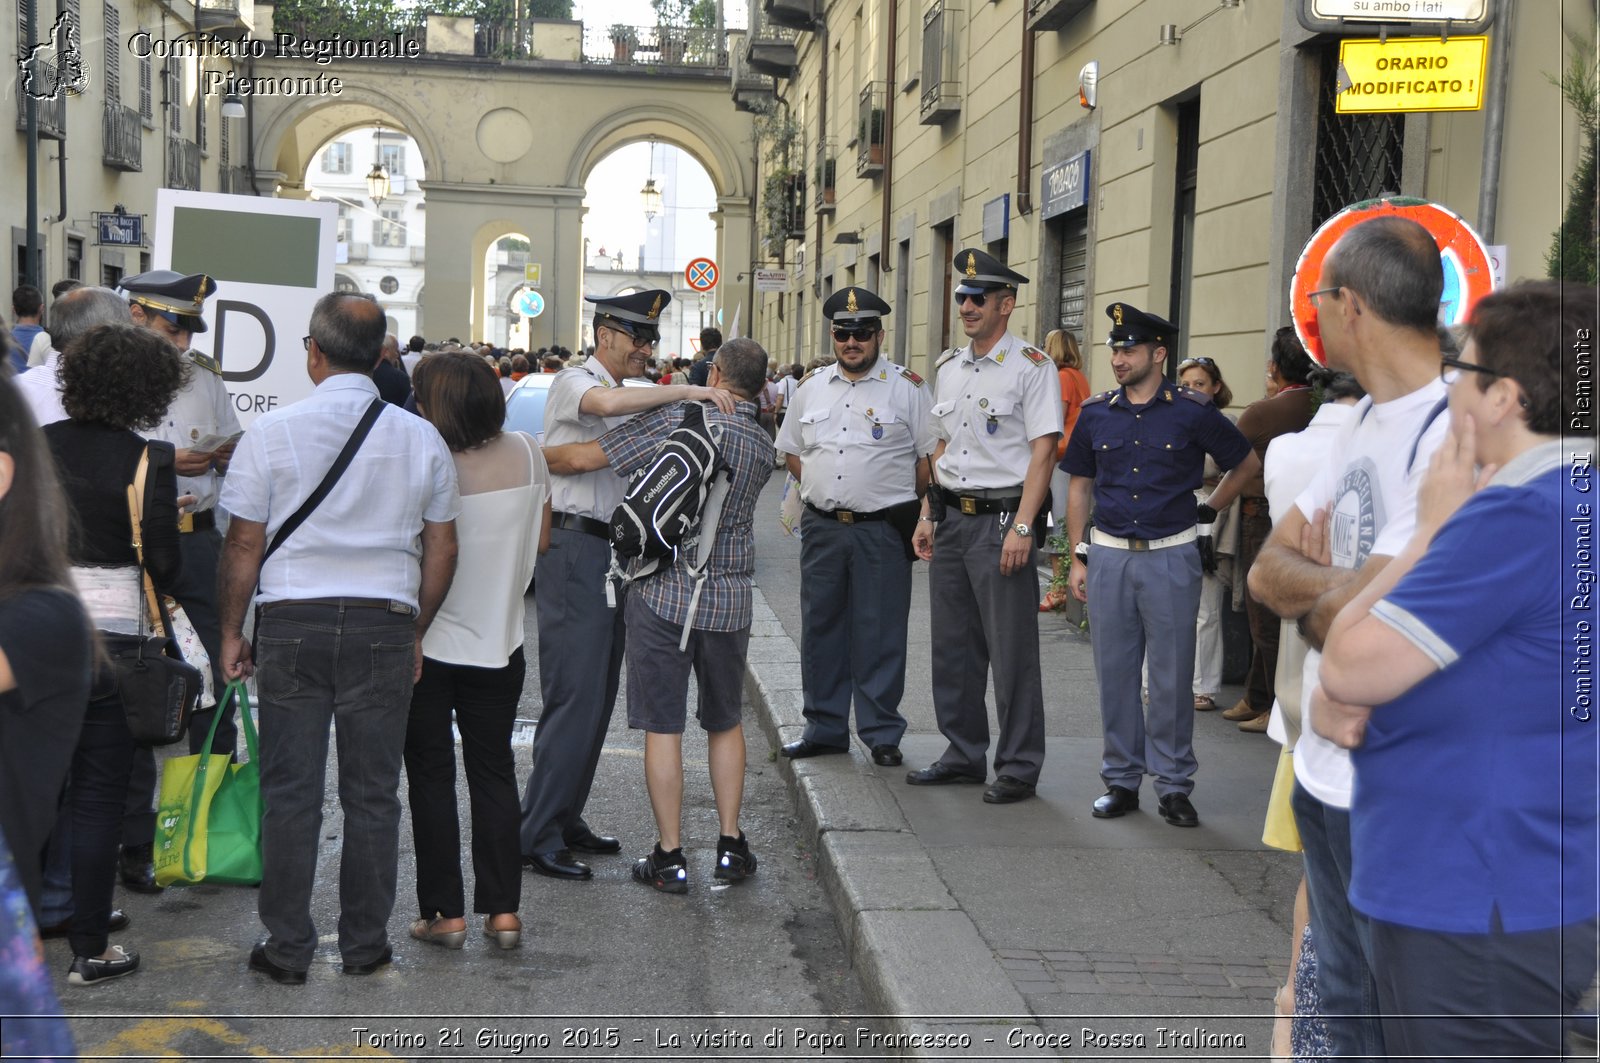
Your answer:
[738,0,1592,405]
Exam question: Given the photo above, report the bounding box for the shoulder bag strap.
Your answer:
[126,445,165,635]
[263,398,384,563]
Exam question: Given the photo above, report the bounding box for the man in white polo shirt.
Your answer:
[217,292,460,985]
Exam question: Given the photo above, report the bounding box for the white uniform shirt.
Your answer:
[776,358,934,511]
[930,330,1063,491]
[16,350,67,426]
[545,360,632,519]
[220,374,459,610]
[148,353,242,513]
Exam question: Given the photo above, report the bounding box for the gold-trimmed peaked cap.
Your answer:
[1105,301,1178,349]
[586,288,672,342]
[119,270,217,334]
[823,285,891,326]
[952,247,1028,296]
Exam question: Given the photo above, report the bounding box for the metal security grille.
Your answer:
[1313,44,1403,227]
[1056,211,1088,343]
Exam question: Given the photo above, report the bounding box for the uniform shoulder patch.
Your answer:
[934,348,959,371]
[1080,390,1114,407]
[896,364,925,388]
[799,367,823,386]
[1177,385,1214,406]
[1021,345,1048,366]
[189,350,221,376]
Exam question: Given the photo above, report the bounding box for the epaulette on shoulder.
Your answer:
[799,367,823,386]
[895,363,925,388]
[1176,385,1214,406]
[934,348,959,371]
[189,350,221,376]
[1021,345,1048,366]
[1081,390,1114,407]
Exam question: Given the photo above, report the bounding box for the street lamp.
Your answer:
[366,161,390,208]
[221,92,245,119]
[640,176,662,221]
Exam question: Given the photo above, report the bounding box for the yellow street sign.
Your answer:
[1336,35,1488,114]
[524,262,542,286]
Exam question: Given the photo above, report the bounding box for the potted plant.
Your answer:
[609,24,637,63]
[857,107,885,165]
[814,158,836,205]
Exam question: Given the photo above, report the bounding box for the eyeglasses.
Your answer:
[954,292,988,308]
[1440,354,1531,406]
[832,325,877,342]
[302,335,312,351]
[604,325,657,350]
[1306,286,1343,309]
[1177,357,1215,370]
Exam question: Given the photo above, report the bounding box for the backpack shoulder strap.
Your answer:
[1407,396,1450,474]
[676,468,732,651]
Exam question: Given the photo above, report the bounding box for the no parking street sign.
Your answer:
[685,257,718,292]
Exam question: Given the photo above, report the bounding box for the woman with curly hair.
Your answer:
[41,323,187,986]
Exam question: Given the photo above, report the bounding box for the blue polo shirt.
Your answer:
[1061,383,1252,538]
[1350,440,1599,934]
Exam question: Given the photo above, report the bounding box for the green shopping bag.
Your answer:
[153,680,262,887]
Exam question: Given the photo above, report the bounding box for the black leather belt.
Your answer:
[552,512,612,539]
[260,597,417,617]
[805,502,892,524]
[178,509,216,533]
[937,487,1024,515]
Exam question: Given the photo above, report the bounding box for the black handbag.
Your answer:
[109,445,202,746]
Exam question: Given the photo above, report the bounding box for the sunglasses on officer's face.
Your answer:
[954,292,988,308]
[832,325,877,342]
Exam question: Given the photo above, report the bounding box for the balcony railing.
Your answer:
[857,82,886,178]
[102,101,142,171]
[729,33,777,113]
[166,136,201,190]
[920,0,962,124]
[746,19,798,78]
[15,80,67,140]
[583,24,726,68]
[198,0,255,32]
[814,141,836,214]
[220,164,253,194]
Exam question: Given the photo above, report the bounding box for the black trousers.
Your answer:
[69,682,135,957]
[404,648,525,918]
[1240,510,1279,712]
[1371,913,1599,1062]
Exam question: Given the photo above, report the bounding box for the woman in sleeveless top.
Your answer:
[406,351,551,951]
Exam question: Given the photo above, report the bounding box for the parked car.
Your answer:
[503,371,656,441]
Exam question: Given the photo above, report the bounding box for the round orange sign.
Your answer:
[1290,196,1496,365]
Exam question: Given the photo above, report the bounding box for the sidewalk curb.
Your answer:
[744,590,1045,1055]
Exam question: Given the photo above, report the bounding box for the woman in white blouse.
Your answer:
[406,351,551,951]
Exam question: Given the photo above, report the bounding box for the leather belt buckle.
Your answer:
[1128,537,1149,552]
[960,497,977,515]
[837,509,856,524]
[177,512,194,533]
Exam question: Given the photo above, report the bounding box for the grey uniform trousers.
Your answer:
[798,509,911,749]
[928,510,1045,783]
[519,526,625,856]
[1086,542,1202,796]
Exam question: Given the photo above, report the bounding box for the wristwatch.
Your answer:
[1011,522,1032,537]
[1073,541,1090,563]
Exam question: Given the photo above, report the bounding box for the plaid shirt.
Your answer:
[599,399,774,631]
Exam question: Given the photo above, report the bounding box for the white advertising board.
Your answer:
[155,190,338,428]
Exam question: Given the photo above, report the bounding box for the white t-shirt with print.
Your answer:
[1292,378,1451,809]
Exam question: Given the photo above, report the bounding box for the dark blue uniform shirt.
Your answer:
[1061,384,1252,539]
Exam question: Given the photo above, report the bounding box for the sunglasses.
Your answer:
[604,324,658,349]
[1178,357,1216,370]
[832,325,877,342]
[954,292,988,307]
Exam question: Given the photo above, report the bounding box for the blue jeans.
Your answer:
[1291,779,1385,1062]
[254,602,415,971]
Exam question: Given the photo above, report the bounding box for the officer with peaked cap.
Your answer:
[519,288,738,880]
[775,287,934,768]
[908,249,1062,804]
[1062,301,1258,828]
[114,270,240,892]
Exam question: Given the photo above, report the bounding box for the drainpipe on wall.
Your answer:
[815,23,828,299]
[1015,13,1034,216]
[23,0,39,286]
[881,0,896,271]
[1475,3,1514,243]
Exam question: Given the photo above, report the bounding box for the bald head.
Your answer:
[49,286,131,352]
[309,292,385,373]
[1324,216,1444,333]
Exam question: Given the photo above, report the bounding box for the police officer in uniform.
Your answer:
[776,287,934,767]
[519,290,735,880]
[1063,303,1258,827]
[119,270,239,892]
[909,250,1061,804]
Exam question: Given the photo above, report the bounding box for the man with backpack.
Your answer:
[543,338,774,894]
[518,290,735,883]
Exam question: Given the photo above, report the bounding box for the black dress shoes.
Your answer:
[781,738,848,759]
[982,775,1036,804]
[342,945,393,976]
[870,745,903,767]
[249,944,307,985]
[118,843,162,894]
[1158,792,1200,828]
[523,849,593,880]
[905,762,985,786]
[1092,786,1140,818]
[563,824,622,854]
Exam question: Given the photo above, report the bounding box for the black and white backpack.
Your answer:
[606,402,731,649]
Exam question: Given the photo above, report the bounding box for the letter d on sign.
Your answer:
[213,299,277,382]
